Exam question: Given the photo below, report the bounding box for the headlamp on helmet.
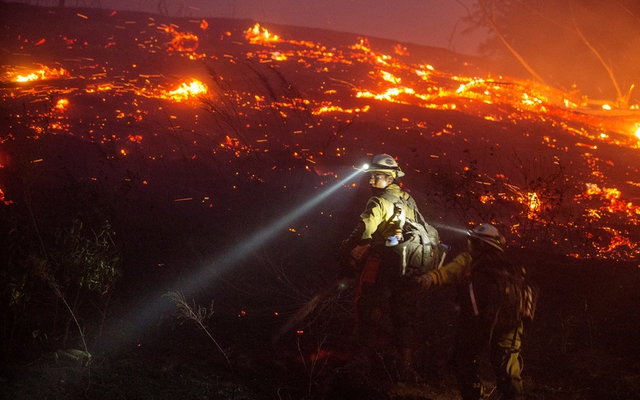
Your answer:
[468,223,506,252]
[365,153,405,178]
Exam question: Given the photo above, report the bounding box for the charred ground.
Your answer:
[1,3,640,399]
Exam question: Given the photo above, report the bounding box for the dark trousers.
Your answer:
[453,318,524,400]
[354,259,416,351]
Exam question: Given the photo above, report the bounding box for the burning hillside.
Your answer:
[1,4,639,261]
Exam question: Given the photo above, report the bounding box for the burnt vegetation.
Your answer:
[1,3,640,399]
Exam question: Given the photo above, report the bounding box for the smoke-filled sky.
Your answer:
[71,0,485,55]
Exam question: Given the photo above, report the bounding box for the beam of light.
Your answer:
[432,223,470,236]
[106,166,364,344]
[185,167,364,291]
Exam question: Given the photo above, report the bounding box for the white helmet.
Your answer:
[468,223,505,252]
[366,154,405,178]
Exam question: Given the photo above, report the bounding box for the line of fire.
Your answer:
[1,6,639,264]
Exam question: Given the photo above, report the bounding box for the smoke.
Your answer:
[18,0,484,55]
[472,0,640,104]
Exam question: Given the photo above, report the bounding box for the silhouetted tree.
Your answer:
[464,0,640,105]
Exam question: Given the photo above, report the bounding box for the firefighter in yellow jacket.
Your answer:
[415,223,525,400]
[338,153,421,378]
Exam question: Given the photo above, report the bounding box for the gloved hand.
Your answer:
[414,273,434,291]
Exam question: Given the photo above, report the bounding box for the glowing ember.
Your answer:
[55,98,69,111]
[394,44,410,57]
[380,71,401,84]
[0,188,11,205]
[2,14,640,263]
[128,135,143,143]
[160,25,200,53]
[585,183,640,217]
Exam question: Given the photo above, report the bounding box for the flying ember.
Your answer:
[1,9,639,262]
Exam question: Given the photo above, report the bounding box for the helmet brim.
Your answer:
[468,232,505,252]
[365,167,404,178]
[366,168,404,178]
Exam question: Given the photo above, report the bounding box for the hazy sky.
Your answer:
[88,0,484,55]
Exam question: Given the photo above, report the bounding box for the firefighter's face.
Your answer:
[368,172,394,189]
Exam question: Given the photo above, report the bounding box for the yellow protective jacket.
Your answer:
[345,184,418,250]
[428,251,473,286]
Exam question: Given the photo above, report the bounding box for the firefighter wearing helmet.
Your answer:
[415,223,525,400]
[367,153,406,178]
[337,153,421,380]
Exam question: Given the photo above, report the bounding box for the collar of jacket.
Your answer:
[372,183,402,197]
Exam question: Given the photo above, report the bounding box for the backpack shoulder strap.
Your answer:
[400,194,428,227]
[378,191,430,228]
[378,191,401,205]
[378,191,404,220]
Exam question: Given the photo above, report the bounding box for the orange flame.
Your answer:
[527,192,541,213]
[245,23,281,45]
[14,67,68,82]
[55,98,69,111]
[585,183,640,217]
[136,79,207,102]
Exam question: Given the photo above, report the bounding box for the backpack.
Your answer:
[469,256,538,334]
[378,192,446,276]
